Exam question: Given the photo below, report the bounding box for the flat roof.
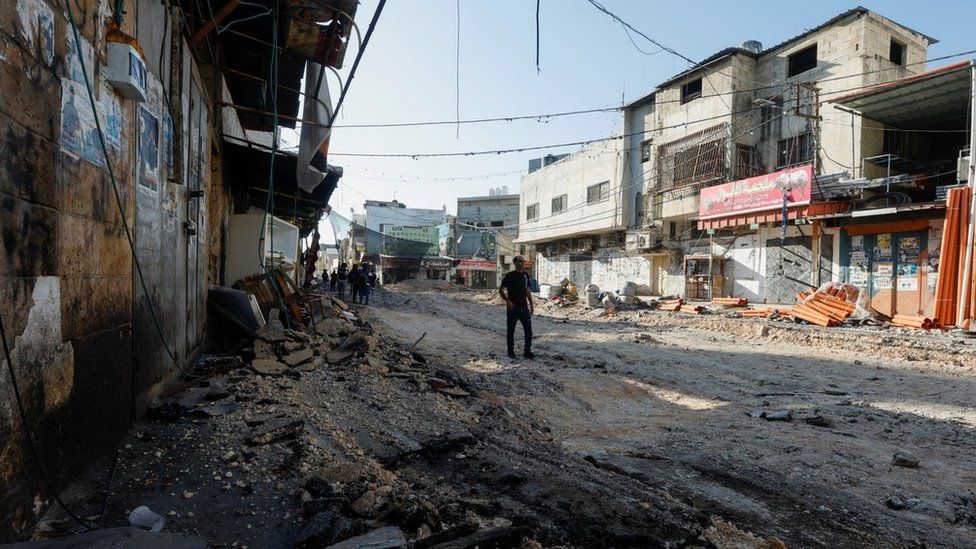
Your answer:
[457,194,520,202]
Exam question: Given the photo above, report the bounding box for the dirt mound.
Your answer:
[387,278,464,292]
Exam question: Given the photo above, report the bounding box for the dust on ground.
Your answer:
[36,286,976,548]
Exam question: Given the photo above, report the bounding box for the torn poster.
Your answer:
[17,0,54,66]
[296,60,334,193]
[139,106,160,193]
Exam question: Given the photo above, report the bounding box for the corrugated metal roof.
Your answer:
[831,61,972,129]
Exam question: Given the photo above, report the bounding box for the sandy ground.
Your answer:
[370,287,976,548]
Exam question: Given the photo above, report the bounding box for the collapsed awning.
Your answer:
[223,139,341,235]
[697,201,849,230]
[831,61,973,129]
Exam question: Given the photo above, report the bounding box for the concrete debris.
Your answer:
[325,526,407,549]
[256,309,287,342]
[2,527,206,548]
[422,526,531,549]
[295,511,362,548]
[747,409,793,422]
[892,452,920,468]
[283,348,315,366]
[251,359,288,376]
[246,419,305,446]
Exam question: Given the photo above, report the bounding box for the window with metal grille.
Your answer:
[586,182,610,204]
[526,203,539,221]
[640,139,653,163]
[681,78,702,103]
[656,123,728,191]
[776,132,814,168]
[551,194,567,214]
[735,144,764,179]
[787,44,817,77]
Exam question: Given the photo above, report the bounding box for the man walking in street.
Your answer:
[363,267,377,305]
[336,263,348,301]
[498,255,534,360]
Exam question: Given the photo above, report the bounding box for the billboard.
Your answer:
[383,225,439,256]
[698,165,813,220]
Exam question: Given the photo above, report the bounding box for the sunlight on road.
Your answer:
[622,378,727,410]
[869,400,976,428]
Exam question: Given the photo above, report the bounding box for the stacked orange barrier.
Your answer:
[712,297,748,307]
[934,186,975,328]
[678,304,704,314]
[658,299,684,311]
[740,309,772,317]
[891,315,941,330]
[787,289,856,328]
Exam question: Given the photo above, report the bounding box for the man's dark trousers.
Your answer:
[506,306,532,355]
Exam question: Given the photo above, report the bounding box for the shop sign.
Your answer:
[699,165,812,219]
[458,259,496,271]
[420,258,452,270]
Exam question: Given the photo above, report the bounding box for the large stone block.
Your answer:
[0,195,58,277]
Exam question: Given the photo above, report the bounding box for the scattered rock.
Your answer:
[283,348,315,367]
[420,526,531,549]
[327,349,356,365]
[886,495,906,510]
[804,415,831,427]
[747,409,792,421]
[187,402,240,418]
[204,381,232,401]
[325,526,406,549]
[892,452,920,468]
[251,359,288,376]
[296,511,361,548]
[756,325,769,337]
[246,419,305,446]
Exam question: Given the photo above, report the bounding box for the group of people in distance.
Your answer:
[328,262,376,305]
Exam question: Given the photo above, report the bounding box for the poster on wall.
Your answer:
[163,110,174,172]
[898,237,920,264]
[17,0,55,67]
[927,225,941,273]
[897,277,918,291]
[138,107,160,193]
[875,233,892,260]
[60,78,105,166]
[698,165,812,219]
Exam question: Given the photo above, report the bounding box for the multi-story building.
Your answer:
[456,190,520,288]
[522,7,938,301]
[361,200,449,283]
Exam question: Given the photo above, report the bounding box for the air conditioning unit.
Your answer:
[625,228,657,252]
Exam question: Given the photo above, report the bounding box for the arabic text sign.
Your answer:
[699,165,813,219]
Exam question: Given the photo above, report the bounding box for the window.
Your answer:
[777,132,814,168]
[889,39,905,65]
[526,203,539,221]
[787,44,817,77]
[634,192,645,226]
[586,182,610,204]
[640,139,653,163]
[681,78,702,103]
[490,220,504,227]
[551,194,567,214]
[759,97,783,139]
[735,144,764,179]
[672,138,724,187]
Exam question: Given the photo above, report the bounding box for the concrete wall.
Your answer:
[0,0,232,538]
[518,139,624,243]
[535,249,651,292]
[457,194,519,228]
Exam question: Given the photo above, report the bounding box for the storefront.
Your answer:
[457,259,497,288]
[697,166,847,303]
[420,256,453,280]
[818,209,945,317]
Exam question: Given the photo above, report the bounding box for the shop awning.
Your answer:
[697,201,849,230]
[831,61,973,129]
[223,139,342,236]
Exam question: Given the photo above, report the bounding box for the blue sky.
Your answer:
[316,0,973,238]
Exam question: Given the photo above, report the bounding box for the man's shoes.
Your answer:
[507,351,517,360]
[524,350,535,359]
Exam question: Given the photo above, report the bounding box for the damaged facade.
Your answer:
[520,7,966,303]
[0,0,354,537]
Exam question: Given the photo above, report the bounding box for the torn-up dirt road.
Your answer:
[38,287,976,548]
[370,287,976,548]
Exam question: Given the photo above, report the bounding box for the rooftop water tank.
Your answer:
[741,40,763,54]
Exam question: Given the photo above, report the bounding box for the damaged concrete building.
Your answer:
[520,7,961,301]
[0,0,355,537]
